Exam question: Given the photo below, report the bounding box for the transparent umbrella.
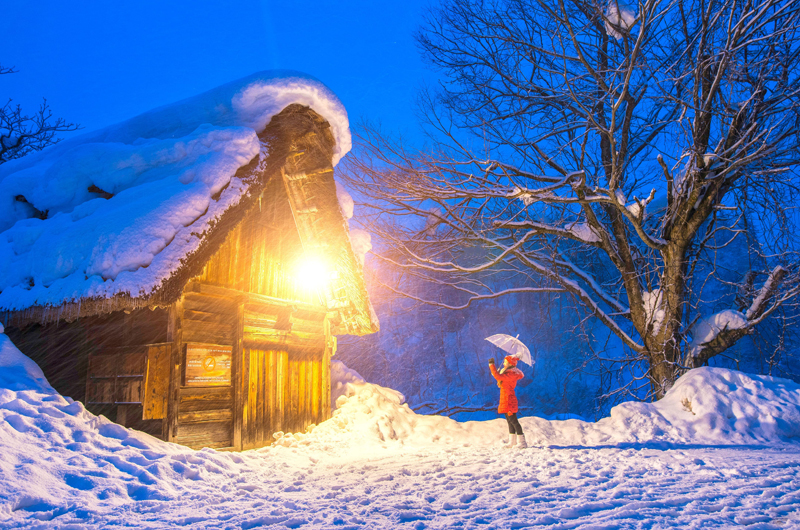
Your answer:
[485,334,533,366]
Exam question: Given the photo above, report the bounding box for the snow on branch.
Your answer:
[566,222,601,243]
[642,289,665,335]
[604,1,636,40]
[492,219,605,247]
[745,266,786,319]
[689,310,748,358]
[689,266,792,366]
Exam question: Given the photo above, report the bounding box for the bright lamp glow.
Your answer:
[296,256,331,291]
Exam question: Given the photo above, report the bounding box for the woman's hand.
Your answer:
[488,358,495,365]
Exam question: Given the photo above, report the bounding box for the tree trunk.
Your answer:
[644,244,689,398]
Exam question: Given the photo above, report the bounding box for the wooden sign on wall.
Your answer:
[185,343,232,386]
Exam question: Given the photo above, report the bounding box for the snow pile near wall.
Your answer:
[275,361,497,451]
[0,71,351,312]
[0,325,53,393]
[280,361,800,451]
[0,331,310,521]
[0,332,181,515]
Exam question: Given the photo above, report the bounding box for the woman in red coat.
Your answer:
[489,355,527,448]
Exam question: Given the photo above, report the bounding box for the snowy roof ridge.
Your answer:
[0,72,355,324]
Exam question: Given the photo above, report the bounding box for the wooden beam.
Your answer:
[323,315,334,422]
[185,282,327,317]
[166,300,183,442]
[232,302,245,451]
[143,343,171,420]
[117,404,129,427]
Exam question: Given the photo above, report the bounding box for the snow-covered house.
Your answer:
[0,72,378,450]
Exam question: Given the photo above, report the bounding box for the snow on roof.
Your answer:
[0,72,351,313]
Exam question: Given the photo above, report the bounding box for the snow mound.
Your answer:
[0,332,278,520]
[0,332,53,393]
[0,71,350,312]
[523,367,800,447]
[283,363,800,451]
[275,361,491,450]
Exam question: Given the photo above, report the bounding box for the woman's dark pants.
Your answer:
[505,413,523,435]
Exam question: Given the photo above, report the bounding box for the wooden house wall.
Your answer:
[168,290,236,449]
[7,179,339,451]
[168,289,333,450]
[5,308,169,437]
[240,308,332,449]
[168,185,334,450]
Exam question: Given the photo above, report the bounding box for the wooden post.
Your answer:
[323,316,335,421]
[232,302,245,450]
[117,405,129,427]
[166,300,183,443]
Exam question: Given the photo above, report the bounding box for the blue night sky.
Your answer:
[1,0,435,140]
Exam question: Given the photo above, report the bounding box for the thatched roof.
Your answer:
[0,73,377,335]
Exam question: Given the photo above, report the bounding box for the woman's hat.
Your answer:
[504,355,519,366]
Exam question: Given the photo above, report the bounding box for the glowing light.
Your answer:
[296,255,332,291]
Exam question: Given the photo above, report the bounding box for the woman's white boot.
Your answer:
[505,433,518,448]
[516,434,528,449]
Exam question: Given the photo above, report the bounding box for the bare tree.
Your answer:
[1,64,79,164]
[342,0,800,399]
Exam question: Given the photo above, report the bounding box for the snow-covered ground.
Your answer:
[2,330,800,529]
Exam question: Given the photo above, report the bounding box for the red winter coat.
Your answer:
[490,364,524,414]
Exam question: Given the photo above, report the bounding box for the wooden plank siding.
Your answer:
[174,386,235,450]
[240,347,328,449]
[192,177,318,306]
[143,344,172,420]
[167,286,332,450]
[168,190,333,450]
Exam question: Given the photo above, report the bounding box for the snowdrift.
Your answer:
[1,328,800,521]
[283,360,800,450]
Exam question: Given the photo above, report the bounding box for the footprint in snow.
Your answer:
[458,492,478,503]
[72,430,91,442]
[4,414,31,434]
[64,473,95,491]
[39,406,67,419]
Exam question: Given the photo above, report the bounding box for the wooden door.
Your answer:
[241,347,329,449]
[242,348,286,449]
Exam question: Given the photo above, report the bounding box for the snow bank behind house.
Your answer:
[276,360,800,451]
